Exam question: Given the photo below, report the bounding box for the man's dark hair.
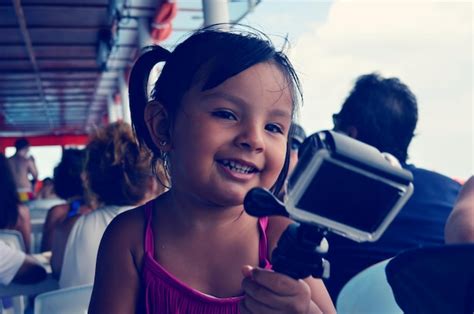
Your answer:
[336,73,418,163]
[14,138,29,151]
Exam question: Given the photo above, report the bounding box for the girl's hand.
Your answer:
[239,265,322,314]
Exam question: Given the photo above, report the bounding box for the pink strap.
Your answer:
[144,201,155,254]
[258,217,272,268]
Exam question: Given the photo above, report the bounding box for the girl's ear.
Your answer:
[145,101,172,151]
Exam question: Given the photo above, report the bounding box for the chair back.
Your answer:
[34,284,93,314]
[386,244,474,314]
[336,259,402,314]
[0,230,26,314]
[0,229,25,252]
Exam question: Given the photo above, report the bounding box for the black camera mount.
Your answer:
[244,187,330,280]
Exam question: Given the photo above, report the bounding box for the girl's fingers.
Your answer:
[239,291,284,314]
[242,272,312,313]
[241,265,253,278]
[243,265,308,296]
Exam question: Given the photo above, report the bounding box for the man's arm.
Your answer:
[0,241,46,285]
[27,156,38,181]
[445,176,474,243]
[13,255,47,284]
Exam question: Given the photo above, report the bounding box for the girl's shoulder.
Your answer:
[101,204,148,260]
[106,205,147,238]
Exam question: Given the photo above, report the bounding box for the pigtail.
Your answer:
[129,45,171,155]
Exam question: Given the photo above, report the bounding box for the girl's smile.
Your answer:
[216,158,260,182]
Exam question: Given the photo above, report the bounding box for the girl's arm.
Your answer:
[88,209,143,314]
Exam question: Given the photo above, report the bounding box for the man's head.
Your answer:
[289,123,306,173]
[333,73,418,164]
[14,138,30,155]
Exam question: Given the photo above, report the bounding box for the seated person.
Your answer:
[325,73,462,301]
[0,153,32,253]
[59,121,166,288]
[0,240,46,285]
[445,176,474,243]
[289,123,307,174]
[41,149,93,253]
[35,177,58,200]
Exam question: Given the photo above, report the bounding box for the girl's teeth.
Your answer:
[222,160,255,174]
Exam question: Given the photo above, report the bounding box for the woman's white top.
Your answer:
[59,205,134,288]
[0,240,26,285]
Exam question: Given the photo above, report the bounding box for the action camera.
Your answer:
[285,130,414,242]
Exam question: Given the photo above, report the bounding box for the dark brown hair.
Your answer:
[0,153,20,228]
[129,25,302,195]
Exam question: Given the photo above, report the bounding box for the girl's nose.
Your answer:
[234,126,264,153]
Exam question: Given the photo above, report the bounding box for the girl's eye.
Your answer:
[212,110,237,121]
[265,123,284,134]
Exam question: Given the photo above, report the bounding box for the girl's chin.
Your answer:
[209,190,247,207]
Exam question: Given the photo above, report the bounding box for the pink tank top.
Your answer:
[141,201,272,314]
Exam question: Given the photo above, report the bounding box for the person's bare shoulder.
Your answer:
[102,206,147,264]
[47,204,70,220]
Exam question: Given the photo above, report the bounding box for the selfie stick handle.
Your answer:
[244,188,330,280]
[272,223,330,280]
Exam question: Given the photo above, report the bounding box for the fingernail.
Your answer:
[242,265,254,278]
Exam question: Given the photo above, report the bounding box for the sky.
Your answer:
[243,0,473,180]
[7,0,472,181]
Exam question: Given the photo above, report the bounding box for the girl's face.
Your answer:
[168,62,293,207]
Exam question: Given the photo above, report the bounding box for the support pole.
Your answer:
[138,17,151,48]
[107,93,118,123]
[119,72,131,124]
[202,0,230,27]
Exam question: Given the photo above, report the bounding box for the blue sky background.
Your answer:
[243,0,473,180]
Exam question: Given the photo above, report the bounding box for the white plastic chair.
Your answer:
[34,284,93,314]
[0,230,59,314]
[336,259,402,314]
[26,199,65,212]
[0,230,26,314]
[26,198,65,253]
[0,230,25,252]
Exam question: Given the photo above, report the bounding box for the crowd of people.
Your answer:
[0,24,472,313]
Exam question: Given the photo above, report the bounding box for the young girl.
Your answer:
[89,26,335,313]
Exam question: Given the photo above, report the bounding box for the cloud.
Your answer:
[291,1,472,178]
